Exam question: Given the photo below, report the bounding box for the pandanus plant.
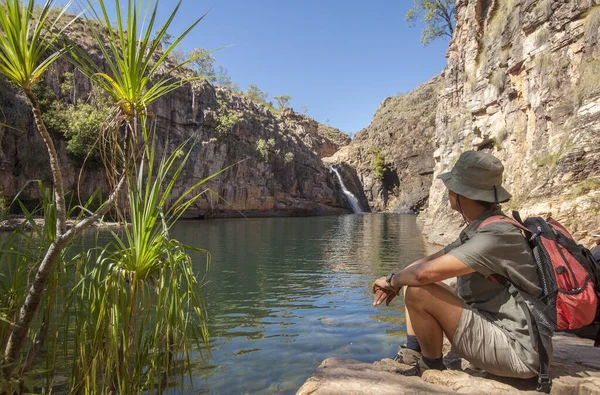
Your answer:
[70,140,232,393]
[0,0,215,388]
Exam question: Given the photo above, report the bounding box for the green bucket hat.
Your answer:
[438,151,511,203]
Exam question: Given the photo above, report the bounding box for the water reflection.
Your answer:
[142,213,428,394]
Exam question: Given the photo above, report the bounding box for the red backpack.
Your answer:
[477,212,600,392]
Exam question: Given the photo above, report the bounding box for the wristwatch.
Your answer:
[386,272,395,288]
[386,272,401,295]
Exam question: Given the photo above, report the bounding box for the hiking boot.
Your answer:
[397,356,447,377]
[393,346,421,366]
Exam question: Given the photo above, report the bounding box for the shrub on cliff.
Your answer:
[216,98,241,136]
[246,83,268,104]
[372,151,387,181]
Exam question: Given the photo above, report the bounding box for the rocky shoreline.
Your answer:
[297,333,600,394]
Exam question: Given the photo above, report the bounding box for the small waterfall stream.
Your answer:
[331,166,363,213]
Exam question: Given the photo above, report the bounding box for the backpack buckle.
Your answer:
[536,374,551,393]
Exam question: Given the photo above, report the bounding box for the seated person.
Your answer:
[372,150,546,379]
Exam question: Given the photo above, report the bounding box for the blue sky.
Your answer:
[85,0,450,136]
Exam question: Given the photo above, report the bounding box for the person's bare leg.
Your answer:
[404,281,455,338]
[403,287,416,337]
[405,284,464,359]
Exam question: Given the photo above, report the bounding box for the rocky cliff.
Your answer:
[325,76,442,213]
[0,21,353,218]
[422,0,600,246]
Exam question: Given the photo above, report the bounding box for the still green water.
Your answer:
[180,213,425,394]
[78,213,427,394]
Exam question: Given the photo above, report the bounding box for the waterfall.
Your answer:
[331,166,362,213]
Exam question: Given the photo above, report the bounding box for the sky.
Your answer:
[80,0,450,136]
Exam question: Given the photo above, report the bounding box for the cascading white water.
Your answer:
[331,166,362,213]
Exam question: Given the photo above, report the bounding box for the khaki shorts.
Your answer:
[452,307,537,379]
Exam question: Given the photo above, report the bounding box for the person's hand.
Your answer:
[371,276,400,306]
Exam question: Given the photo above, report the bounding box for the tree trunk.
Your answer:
[2,239,68,379]
[2,90,129,382]
[23,87,68,237]
[2,88,69,381]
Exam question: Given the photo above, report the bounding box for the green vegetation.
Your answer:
[577,7,600,104]
[284,152,295,164]
[533,134,574,174]
[472,0,517,80]
[505,190,526,211]
[489,68,506,91]
[256,138,276,161]
[534,0,552,21]
[60,71,74,97]
[319,124,351,146]
[576,57,600,105]
[534,52,555,89]
[584,6,600,43]
[462,134,474,152]
[533,151,562,171]
[69,140,218,393]
[486,0,516,44]
[0,193,6,220]
[0,0,215,391]
[371,149,387,181]
[448,117,465,142]
[568,179,600,198]
[535,26,550,47]
[405,0,455,46]
[265,101,277,113]
[63,100,110,161]
[245,83,268,104]
[500,46,510,65]
[495,127,509,146]
[274,94,291,108]
[189,47,216,77]
[216,65,240,92]
[216,98,241,136]
[33,80,110,163]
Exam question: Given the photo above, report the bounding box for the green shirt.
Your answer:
[444,207,545,372]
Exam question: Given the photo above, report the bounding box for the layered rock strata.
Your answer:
[422,0,600,246]
[0,23,352,217]
[325,76,442,213]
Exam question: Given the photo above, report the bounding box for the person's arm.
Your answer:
[406,248,446,268]
[372,253,474,306]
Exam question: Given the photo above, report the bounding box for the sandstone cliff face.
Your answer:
[0,51,352,217]
[326,76,442,213]
[422,0,600,246]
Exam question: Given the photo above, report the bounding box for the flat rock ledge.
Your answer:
[297,334,600,395]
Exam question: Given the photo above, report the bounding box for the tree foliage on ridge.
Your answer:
[405,0,455,46]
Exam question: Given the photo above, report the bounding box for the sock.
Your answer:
[421,355,445,370]
[405,335,421,353]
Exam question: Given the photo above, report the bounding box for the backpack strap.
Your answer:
[546,217,573,239]
[477,215,531,234]
[536,334,552,392]
[477,215,531,285]
[476,214,553,392]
